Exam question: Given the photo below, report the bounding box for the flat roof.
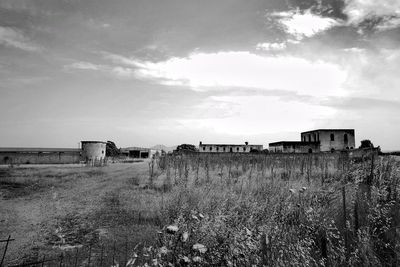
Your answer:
[121,147,150,152]
[0,147,81,153]
[81,141,107,144]
[199,144,263,147]
[269,141,320,146]
[301,129,354,134]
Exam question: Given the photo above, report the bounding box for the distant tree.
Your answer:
[359,139,374,149]
[175,144,197,152]
[106,141,120,157]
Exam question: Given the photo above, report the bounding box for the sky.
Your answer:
[0,0,399,150]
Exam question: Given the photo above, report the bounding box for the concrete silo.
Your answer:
[81,141,107,166]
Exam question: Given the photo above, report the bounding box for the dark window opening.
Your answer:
[346,146,349,149]
[331,148,335,153]
[344,134,348,143]
[350,147,354,149]
[243,147,246,151]
[210,147,212,151]
[203,147,205,151]
[330,134,335,141]
[230,147,233,152]
[216,147,219,152]
[102,150,104,154]
[236,147,239,151]
[223,147,226,152]
[308,148,313,153]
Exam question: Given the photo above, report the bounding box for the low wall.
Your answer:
[0,151,81,165]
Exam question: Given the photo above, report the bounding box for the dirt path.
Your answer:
[0,162,155,265]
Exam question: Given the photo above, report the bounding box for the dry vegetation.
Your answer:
[1,153,400,266]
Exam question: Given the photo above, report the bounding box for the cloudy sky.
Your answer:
[0,0,399,150]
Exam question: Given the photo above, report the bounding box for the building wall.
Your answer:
[81,142,106,162]
[199,144,263,153]
[269,144,284,153]
[0,151,81,164]
[269,143,320,153]
[301,130,355,152]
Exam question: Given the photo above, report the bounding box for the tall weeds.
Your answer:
[140,153,400,266]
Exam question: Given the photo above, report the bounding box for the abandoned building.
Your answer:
[81,141,107,166]
[269,129,356,153]
[120,147,158,158]
[268,141,320,153]
[198,141,263,153]
[0,140,107,165]
[0,147,81,165]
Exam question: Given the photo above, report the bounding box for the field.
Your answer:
[0,152,400,266]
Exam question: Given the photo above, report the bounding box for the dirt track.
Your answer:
[0,162,160,265]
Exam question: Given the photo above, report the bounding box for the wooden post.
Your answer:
[0,235,12,267]
[342,186,349,260]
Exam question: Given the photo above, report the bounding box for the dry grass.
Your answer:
[1,154,400,266]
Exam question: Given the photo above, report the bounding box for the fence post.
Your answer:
[74,247,79,267]
[59,252,63,267]
[124,237,128,266]
[87,245,92,267]
[99,244,104,267]
[112,241,116,265]
[342,186,349,261]
[0,235,12,267]
[41,256,45,267]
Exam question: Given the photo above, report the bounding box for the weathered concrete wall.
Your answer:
[81,141,106,162]
[269,142,320,153]
[199,144,263,153]
[301,130,355,152]
[0,151,81,165]
[269,144,284,153]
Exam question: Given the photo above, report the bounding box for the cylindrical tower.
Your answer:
[81,141,107,166]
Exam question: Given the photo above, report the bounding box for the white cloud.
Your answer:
[67,61,102,70]
[0,26,40,51]
[65,61,137,79]
[273,9,340,39]
[178,95,336,136]
[256,42,287,51]
[124,51,347,97]
[111,66,135,77]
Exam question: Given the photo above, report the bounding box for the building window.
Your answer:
[308,135,311,142]
[223,147,226,152]
[236,147,239,152]
[203,147,205,151]
[210,147,212,151]
[344,134,348,143]
[317,133,319,141]
[243,147,246,152]
[102,150,104,154]
[330,133,335,141]
[216,147,219,152]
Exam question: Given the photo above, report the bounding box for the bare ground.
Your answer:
[0,162,160,265]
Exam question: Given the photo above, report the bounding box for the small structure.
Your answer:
[268,141,320,153]
[81,141,107,166]
[198,141,263,153]
[269,129,356,153]
[120,147,158,159]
